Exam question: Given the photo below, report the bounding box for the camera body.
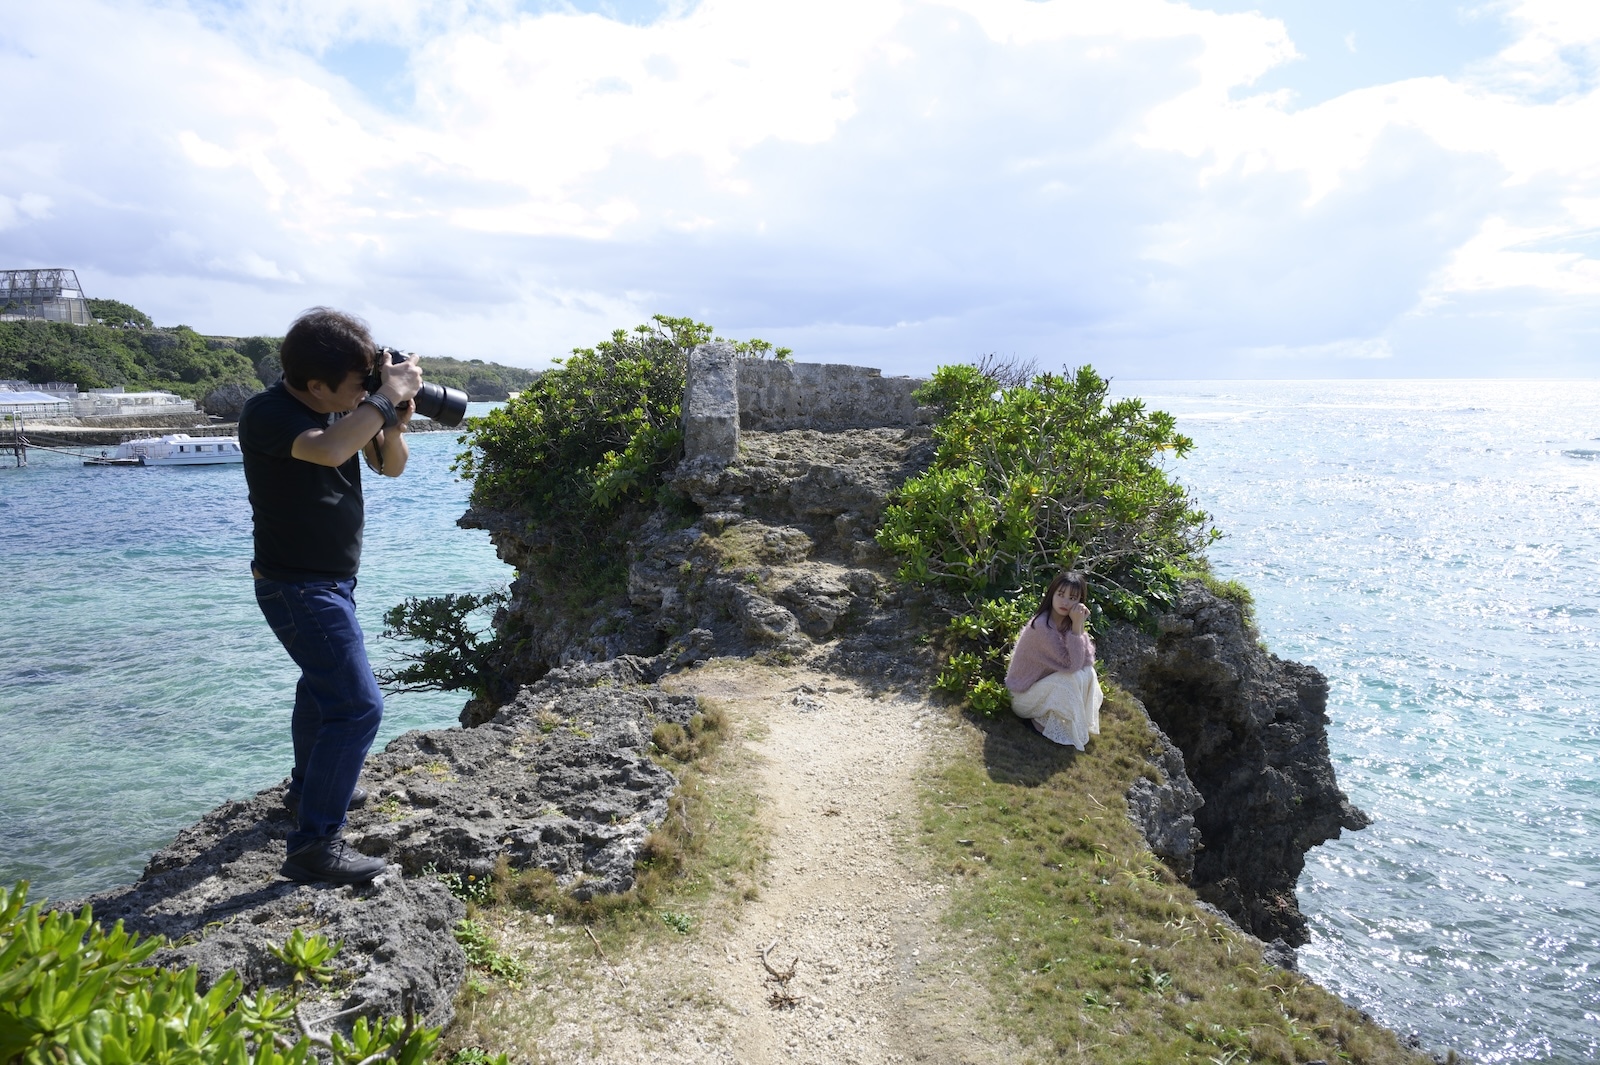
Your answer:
[366,347,469,427]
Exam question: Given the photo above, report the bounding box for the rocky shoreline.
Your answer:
[64,356,1377,1048]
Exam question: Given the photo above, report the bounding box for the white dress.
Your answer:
[1011,666,1103,750]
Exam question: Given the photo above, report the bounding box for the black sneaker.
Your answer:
[283,786,369,821]
[280,837,386,884]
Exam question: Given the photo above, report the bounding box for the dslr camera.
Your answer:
[366,347,469,428]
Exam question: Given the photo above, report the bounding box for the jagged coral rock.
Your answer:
[1101,583,1371,946]
[73,657,709,1028]
[76,801,466,1029]
[467,426,938,690]
[1122,702,1205,881]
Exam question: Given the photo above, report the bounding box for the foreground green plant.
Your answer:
[924,689,1429,1065]
[878,363,1216,712]
[0,881,449,1065]
[453,921,529,986]
[376,590,508,702]
[268,928,341,986]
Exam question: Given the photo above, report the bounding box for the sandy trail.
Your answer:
[496,659,1011,1064]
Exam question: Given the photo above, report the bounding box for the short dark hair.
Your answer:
[279,308,375,391]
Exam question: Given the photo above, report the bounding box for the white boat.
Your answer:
[84,433,243,467]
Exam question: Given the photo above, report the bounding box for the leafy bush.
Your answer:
[376,591,508,702]
[453,315,789,590]
[457,315,712,526]
[85,299,152,330]
[0,880,464,1065]
[0,318,256,398]
[877,363,1215,713]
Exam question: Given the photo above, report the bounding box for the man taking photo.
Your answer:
[239,307,421,884]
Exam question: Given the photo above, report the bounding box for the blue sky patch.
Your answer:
[1199,0,1512,106]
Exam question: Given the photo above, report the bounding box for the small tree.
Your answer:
[877,363,1216,714]
[376,590,508,702]
[457,315,711,531]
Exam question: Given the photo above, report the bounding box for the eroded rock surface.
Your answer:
[362,655,701,897]
[1100,584,1371,946]
[74,659,706,1029]
[77,800,465,1029]
[464,426,940,694]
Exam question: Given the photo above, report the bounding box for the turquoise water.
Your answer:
[0,409,510,902]
[1116,380,1600,1064]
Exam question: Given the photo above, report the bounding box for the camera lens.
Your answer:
[414,381,469,427]
[368,347,469,427]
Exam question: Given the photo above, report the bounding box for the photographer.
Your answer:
[239,307,421,884]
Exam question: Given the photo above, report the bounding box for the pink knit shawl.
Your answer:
[1004,614,1096,694]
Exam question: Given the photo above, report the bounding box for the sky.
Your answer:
[2,0,1598,378]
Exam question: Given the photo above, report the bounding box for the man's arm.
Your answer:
[362,402,412,477]
[290,357,422,469]
[292,403,388,468]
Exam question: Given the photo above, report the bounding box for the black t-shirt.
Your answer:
[239,381,364,581]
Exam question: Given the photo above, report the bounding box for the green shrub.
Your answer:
[453,315,787,594]
[376,590,509,702]
[877,363,1216,713]
[0,880,450,1064]
[458,315,708,523]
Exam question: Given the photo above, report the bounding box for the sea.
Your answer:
[1114,379,1600,1065]
[0,407,510,900]
[2,382,1598,1062]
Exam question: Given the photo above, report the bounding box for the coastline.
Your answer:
[15,414,457,448]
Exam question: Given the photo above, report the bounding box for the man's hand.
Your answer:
[377,353,423,407]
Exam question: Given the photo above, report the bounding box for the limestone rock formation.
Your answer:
[1122,705,1204,881]
[1100,584,1371,946]
[463,426,941,698]
[73,657,707,1030]
[77,799,466,1029]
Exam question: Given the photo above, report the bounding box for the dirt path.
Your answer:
[483,659,1014,1064]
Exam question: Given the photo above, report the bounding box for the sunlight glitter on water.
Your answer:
[1116,379,1600,1063]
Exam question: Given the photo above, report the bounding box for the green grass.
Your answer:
[1182,568,1258,632]
[922,685,1430,1065]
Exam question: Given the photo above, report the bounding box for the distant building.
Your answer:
[0,391,72,417]
[71,387,195,418]
[0,268,92,325]
[1,380,195,419]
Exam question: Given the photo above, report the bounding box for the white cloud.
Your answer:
[0,0,1597,375]
[0,193,53,231]
[1432,217,1600,295]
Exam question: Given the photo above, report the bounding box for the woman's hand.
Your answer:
[1068,602,1089,631]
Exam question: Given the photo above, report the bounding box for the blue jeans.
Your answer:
[253,573,383,853]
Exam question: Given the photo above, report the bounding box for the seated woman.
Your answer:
[1004,571,1104,750]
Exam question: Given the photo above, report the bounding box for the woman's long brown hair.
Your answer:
[1033,571,1088,630]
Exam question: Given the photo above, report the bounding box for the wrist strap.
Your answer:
[360,393,398,429]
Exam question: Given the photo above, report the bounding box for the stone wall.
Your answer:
[737,358,930,432]
[682,346,931,464]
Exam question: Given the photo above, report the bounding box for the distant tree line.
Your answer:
[0,300,540,405]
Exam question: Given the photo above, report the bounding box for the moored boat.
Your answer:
[83,433,243,467]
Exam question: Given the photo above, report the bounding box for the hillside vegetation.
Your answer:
[0,301,538,401]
